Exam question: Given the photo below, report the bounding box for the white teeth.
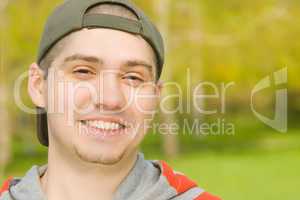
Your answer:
[85,120,122,130]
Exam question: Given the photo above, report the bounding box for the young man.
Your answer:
[0,0,221,199]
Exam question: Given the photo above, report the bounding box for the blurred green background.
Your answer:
[0,0,300,200]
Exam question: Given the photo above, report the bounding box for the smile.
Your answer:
[81,120,126,131]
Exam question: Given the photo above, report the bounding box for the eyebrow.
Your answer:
[123,60,153,72]
[63,54,103,64]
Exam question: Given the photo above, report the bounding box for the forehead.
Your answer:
[53,28,156,68]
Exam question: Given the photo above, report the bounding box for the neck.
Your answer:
[41,144,138,200]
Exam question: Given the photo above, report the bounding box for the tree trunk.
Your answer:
[0,86,11,176]
[0,0,12,178]
[154,0,179,158]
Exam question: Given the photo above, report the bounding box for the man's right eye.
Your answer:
[73,69,91,74]
[72,67,96,79]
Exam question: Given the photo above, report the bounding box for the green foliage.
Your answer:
[2,1,300,129]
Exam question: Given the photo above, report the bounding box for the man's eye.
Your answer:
[73,69,94,74]
[123,74,145,86]
[71,67,96,80]
[125,76,143,81]
[123,75,145,82]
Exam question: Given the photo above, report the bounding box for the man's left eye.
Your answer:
[123,74,145,86]
[124,75,143,81]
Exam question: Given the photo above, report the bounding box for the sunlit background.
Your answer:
[0,0,299,199]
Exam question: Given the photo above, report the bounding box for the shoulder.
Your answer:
[193,192,222,200]
[0,177,12,197]
[158,160,222,200]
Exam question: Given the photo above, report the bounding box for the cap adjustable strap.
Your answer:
[82,14,143,35]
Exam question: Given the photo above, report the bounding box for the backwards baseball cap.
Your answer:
[36,0,165,146]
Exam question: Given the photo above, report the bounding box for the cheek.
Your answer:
[65,84,95,126]
[61,82,94,117]
[73,87,93,110]
[132,86,158,116]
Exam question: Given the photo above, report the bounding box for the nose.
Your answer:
[95,71,127,113]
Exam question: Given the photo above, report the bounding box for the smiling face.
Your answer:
[29,28,162,165]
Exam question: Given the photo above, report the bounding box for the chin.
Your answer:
[73,141,127,165]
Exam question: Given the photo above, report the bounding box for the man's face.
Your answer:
[36,28,161,165]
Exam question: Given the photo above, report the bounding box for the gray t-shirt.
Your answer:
[0,153,219,200]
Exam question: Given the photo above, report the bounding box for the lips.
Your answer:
[79,116,129,138]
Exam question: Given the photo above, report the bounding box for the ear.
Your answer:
[155,80,164,99]
[28,63,46,108]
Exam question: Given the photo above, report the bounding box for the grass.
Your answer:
[143,129,300,200]
[166,149,300,200]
